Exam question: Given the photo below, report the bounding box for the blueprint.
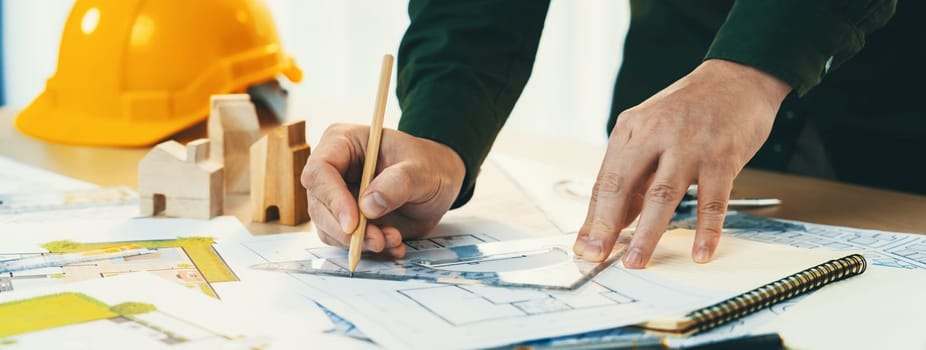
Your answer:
[255,234,625,290]
[0,217,334,336]
[670,212,926,270]
[247,233,696,349]
[245,228,852,350]
[493,153,926,269]
[0,218,249,298]
[0,157,139,223]
[482,154,926,347]
[0,156,95,194]
[0,273,279,349]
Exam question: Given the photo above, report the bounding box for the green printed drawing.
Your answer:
[33,237,237,298]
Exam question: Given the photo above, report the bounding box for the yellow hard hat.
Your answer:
[16,0,302,147]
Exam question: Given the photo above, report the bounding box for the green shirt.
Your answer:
[397,0,916,208]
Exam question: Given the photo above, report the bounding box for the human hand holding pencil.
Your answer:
[300,54,466,270]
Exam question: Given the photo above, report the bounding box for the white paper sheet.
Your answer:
[245,228,854,350]
[493,153,926,347]
[0,156,140,223]
[0,217,333,335]
[0,272,301,349]
[672,212,926,269]
[757,266,926,350]
[0,156,96,193]
[490,153,594,233]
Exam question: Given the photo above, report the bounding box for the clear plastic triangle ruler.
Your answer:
[253,234,626,291]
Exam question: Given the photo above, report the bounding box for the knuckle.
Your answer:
[611,112,638,134]
[592,172,624,200]
[306,193,324,213]
[325,123,351,135]
[305,182,328,206]
[699,225,723,237]
[646,183,680,204]
[712,163,739,176]
[588,218,620,236]
[698,200,727,215]
[300,165,317,188]
[307,189,342,220]
[616,110,638,124]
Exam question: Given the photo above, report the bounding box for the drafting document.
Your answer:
[757,266,926,350]
[0,217,332,334]
[490,153,595,233]
[245,229,853,349]
[435,158,564,238]
[0,156,95,193]
[492,153,926,346]
[254,233,626,290]
[672,211,926,269]
[0,157,139,223]
[493,154,926,271]
[0,187,141,224]
[0,272,302,349]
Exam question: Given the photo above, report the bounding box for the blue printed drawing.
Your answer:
[671,212,926,270]
[312,213,926,346]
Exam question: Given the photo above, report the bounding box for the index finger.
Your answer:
[623,153,695,268]
[302,127,365,235]
[574,147,655,262]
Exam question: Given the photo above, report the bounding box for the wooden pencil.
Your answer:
[348,54,394,273]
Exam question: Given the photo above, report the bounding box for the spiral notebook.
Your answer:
[629,229,868,336]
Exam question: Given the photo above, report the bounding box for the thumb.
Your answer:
[358,163,422,219]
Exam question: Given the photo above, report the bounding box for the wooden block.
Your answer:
[139,139,224,220]
[250,120,310,225]
[208,94,260,194]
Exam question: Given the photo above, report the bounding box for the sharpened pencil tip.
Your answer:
[349,271,354,278]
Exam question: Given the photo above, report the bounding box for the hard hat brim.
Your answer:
[15,94,206,147]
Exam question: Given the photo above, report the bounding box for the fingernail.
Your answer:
[581,239,603,260]
[573,233,589,255]
[338,213,352,233]
[572,241,584,256]
[623,247,644,268]
[359,192,387,217]
[694,246,712,263]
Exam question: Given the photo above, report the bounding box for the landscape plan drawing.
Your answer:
[0,273,282,349]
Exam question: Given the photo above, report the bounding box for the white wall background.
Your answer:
[2,0,628,145]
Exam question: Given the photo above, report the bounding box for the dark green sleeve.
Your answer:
[705,0,896,96]
[396,0,550,208]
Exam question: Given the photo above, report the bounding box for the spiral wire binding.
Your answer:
[685,254,867,334]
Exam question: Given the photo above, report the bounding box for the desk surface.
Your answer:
[1,108,925,234]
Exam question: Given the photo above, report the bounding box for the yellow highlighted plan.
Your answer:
[0,274,272,349]
[0,293,118,338]
[1,237,237,298]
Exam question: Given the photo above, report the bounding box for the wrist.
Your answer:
[699,59,792,107]
[422,138,467,207]
[434,140,466,187]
